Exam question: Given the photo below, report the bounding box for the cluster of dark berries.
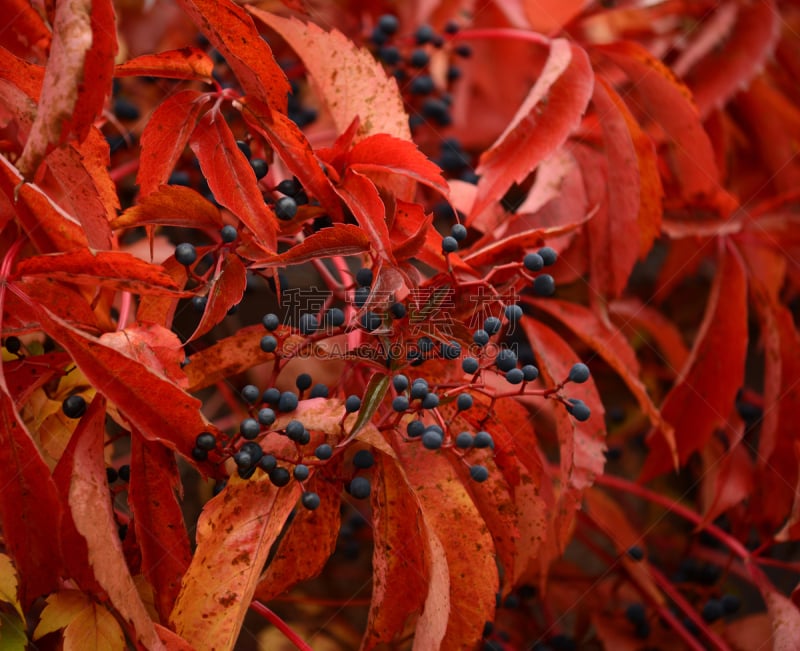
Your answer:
[235,139,269,181]
[523,246,558,297]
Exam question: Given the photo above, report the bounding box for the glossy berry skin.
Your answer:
[473,330,489,347]
[568,363,590,383]
[278,391,299,412]
[262,313,280,330]
[269,467,291,487]
[298,313,319,335]
[175,243,197,266]
[191,296,207,313]
[462,357,479,374]
[392,396,409,412]
[345,395,362,412]
[522,365,539,382]
[422,393,439,409]
[195,432,217,451]
[309,384,329,398]
[451,223,468,241]
[505,368,524,384]
[285,419,304,440]
[240,418,260,440]
[191,447,208,461]
[442,236,459,253]
[566,398,591,422]
[234,451,253,469]
[361,311,382,331]
[422,430,443,450]
[257,408,276,426]
[392,374,409,392]
[356,268,373,287]
[315,444,333,460]
[295,373,312,391]
[301,491,321,510]
[538,246,558,266]
[455,432,473,448]
[390,302,406,319]
[495,349,517,372]
[415,24,435,44]
[250,158,268,179]
[469,465,489,482]
[407,420,425,437]
[377,14,399,35]
[410,382,428,400]
[484,317,502,335]
[293,464,310,481]
[353,450,375,469]
[457,393,473,411]
[241,384,260,403]
[349,477,371,499]
[259,455,277,472]
[505,304,523,322]
[274,196,298,220]
[235,140,252,159]
[262,388,281,405]
[220,225,237,243]
[62,395,87,419]
[533,274,556,297]
[276,178,301,196]
[523,252,544,271]
[324,307,345,328]
[473,431,493,449]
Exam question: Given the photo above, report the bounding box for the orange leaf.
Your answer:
[335,169,395,265]
[115,47,214,82]
[248,9,410,142]
[250,224,370,268]
[471,38,593,224]
[523,0,585,34]
[113,184,222,231]
[137,90,208,198]
[0,0,50,60]
[129,432,192,623]
[169,475,301,647]
[641,243,748,480]
[62,602,126,651]
[64,396,161,649]
[176,0,288,111]
[188,253,247,341]
[191,109,277,251]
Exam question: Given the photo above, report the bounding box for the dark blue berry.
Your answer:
[262,313,280,330]
[473,431,493,449]
[410,382,428,400]
[301,491,320,510]
[195,432,216,451]
[566,398,591,422]
[220,225,238,243]
[701,599,723,623]
[298,313,319,335]
[62,395,87,418]
[356,268,373,287]
[409,49,429,68]
[349,476,371,499]
[262,388,281,405]
[447,65,462,81]
[524,252,544,271]
[269,466,291,487]
[450,223,467,241]
[568,363,590,384]
[315,444,333,460]
[470,465,489,482]
[462,357,479,374]
[422,430,443,449]
[505,368,524,384]
[278,391,299,412]
[392,396,410,412]
[106,467,118,483]
[324,307,345,328]
[118,465,130,482]
[505,304,523,322]
[285,419,305,440]
[240,418,260,440]
[240,442,263,464]
[295,373,312,391]
[235,140,251,159]
[721,594,740,614]
[250,158,268,179]
[410,75,435,95]
[241,384,260,403]
[422,393,439,409]
[309,384,329,398]
[441,341,461,359]
[407,420,425,437]
[189,295,204,313]
[538,246,558,266]
[418,337,434,352]
[276,178,301,196]
[522,365,539,381]
[457,393,473,410]
[175,243,197,266]
[275,196,297,220]
[393,374,409,392]
[259,454,277,471]
[390,302,406,318]
[361,311,382,331]
[442,236,459,253]
[114,97,140,120]
[473,330,489,347]
[377,14,399,35]
[484,317,502,335]
[293,464,310,481]
[455,432,473,448]
[415,24,435,44]
[533,274,556,296]
[422,98,451,125]
[345,395,362,412]
[625,603,646,625]
[257,408,276,426]
[495,349,517,372]
[379,45,401,65]
[444,21,459,34]
[455,44,472,58]
[353,450,375,469]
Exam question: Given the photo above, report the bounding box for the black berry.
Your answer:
[259,454,277,472]
[295,373,312,391]
[566,398,591,422]
[356,268,373,287]
[462,357,479,374]
[422,393,439,409]
[298,313,319,335]
[235,140,251,159]
[310,384,329,398]
[523,252,544,271]
[473,431,493,449]
[484,317,502,335]
[349,476,371,499]
[118,465,131,482]
[505,304,523,322]
[250,158,268,179]
[495,349,517,372]
[361,311,382,331]
[195,432,217,451]
[701,599,723,623]
[62,395,87,419]
[533,274,556,296]
[175,243,197,266]
[377,14,399,35]
[505,368,524,384]
[241,384,260,403]
[260,335,278,354]
[568,363,590,383]
[315,444,333,460]
[522,365,539,381]
[345,395,362,412]
[470,465,489,482]
[457,393,473,410]
[392,396,409,412]
[415,24,435,44]
[106,467,118,483]
[240,418,260,439]
[324,307,346,328]
[293,464,310,481]
[538,246,558,266]
[422,430,443,450]
[407,420,425,437]
[4,336,21,354]
[275,196,298,220]
[353,450,375,469]
[192,447,208,461]
[257,408,276,426]
[409,49,429,68]
[220,225,237,243]
[455,432,473,448]
[442,236,459,253]
[269,466,291,487]
[392,374,409,392]
[301,491,320,510]
[278,391,299,412]
[262,313,280,330]
[390,302,407,318]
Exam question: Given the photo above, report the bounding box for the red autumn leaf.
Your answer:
[129,431,192,623]
[190,108,277,251]
[115,47,214,82]
[0,0,50,60]
[250,224,370,268]
[239,97,343,220]
[335,169,396,265]
[0,391,63,607]
[362,453,429,649]
[176,0,288,111]
[169,475,301,647]
[393,436,499,649]
[471,38,594,224]
[255,463,342,602]
[676,0,780,119]
[60,395,162,649]
[699,435,753,526]
[641,242,748,480]
[14,249,182,295]
[113,184,222,231]
[17,0,116,176]
[137,90,208,198]
[523,0,585,34]
[248,9,410,142]
[0,46,44,100]
[594,41,722,204]
[2,352,71,405]
[0,156,88,253]
[18,299,212,457]
[188,252,247,341]
[99,324,188,388]
[345,133,449,197]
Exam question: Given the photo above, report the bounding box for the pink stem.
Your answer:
[451,28,551,47]
[249,601,313,651]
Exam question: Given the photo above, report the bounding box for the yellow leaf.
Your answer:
[0,555,23,620]
[0,612,28,650]
[32,590,91,640]
[63,603,125,651]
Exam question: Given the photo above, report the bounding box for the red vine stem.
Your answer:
[249,601,313,651]
[452,28,550,47]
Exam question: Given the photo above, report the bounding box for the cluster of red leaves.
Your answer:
[1,0,799,649]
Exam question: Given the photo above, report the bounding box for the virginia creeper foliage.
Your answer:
[1,0,800,649]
